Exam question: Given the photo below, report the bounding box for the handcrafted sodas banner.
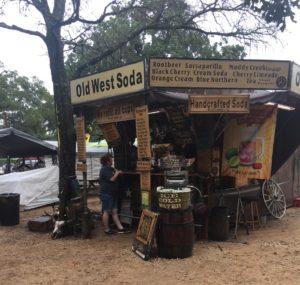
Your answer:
[222,105,277,181]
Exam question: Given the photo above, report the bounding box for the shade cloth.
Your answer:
[0,128,57,157]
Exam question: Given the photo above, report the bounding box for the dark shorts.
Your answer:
[100,192,118,213]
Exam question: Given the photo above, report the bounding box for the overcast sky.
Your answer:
[0,5,299,94]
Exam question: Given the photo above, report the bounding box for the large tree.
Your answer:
[0,0,299,220]
[65,8,247,75]
[0,62,56,139]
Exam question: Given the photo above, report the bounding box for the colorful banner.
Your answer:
[221,105,277,182]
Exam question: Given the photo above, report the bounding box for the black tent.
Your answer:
[0,128,57,157]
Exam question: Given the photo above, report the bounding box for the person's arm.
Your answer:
[110,169,122,182]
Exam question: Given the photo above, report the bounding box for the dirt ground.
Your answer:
[1,196,300,285]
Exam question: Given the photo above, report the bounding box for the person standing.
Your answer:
[99,153,127,234]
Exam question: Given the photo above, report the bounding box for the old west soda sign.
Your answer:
[290,62,300,96]
[149,58,290,89]
[70,61,145,104]
[189,94,250,114]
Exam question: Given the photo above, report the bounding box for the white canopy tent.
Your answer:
[0,139,109,210]
[45,140,109,180]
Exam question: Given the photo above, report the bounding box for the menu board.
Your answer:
[75,117,86,162]
[100,123,121,147]
[135,106,151,159]
[149,58,289,90]
[165,105,194,145]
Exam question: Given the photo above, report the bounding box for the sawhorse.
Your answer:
[233,189,249,239]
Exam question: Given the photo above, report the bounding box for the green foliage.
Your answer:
[245,0,300,31]
[65,0,247,77]
[0,62,56,139]
[87,122,103,142]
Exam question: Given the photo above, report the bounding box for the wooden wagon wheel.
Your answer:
[262,179,286,219]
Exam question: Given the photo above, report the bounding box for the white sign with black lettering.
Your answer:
[70,61,145,104]
[290,62,300,96]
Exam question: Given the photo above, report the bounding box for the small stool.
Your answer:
[239,196,260,231]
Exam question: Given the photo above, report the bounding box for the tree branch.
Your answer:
[61,0,144,26]
[73,1,278,76]
[0,22,46,41]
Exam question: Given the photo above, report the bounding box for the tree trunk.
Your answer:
[46,26,77,220]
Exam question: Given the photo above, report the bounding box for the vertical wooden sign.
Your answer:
[135,105,151,159]
[135,105,152,208]
[76,117,86,162]
[140,172,151,190]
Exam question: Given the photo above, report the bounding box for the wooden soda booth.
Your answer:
[70,58,300,259]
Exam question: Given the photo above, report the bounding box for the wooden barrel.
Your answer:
[156,207,194,259]
[208,206,229,241]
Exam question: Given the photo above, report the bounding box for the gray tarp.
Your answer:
[0,128,57,157]
[0,165,59,210]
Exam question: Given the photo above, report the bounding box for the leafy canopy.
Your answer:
[65,0,248,77]
[245,0,300,31]
[0,62,56,139]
